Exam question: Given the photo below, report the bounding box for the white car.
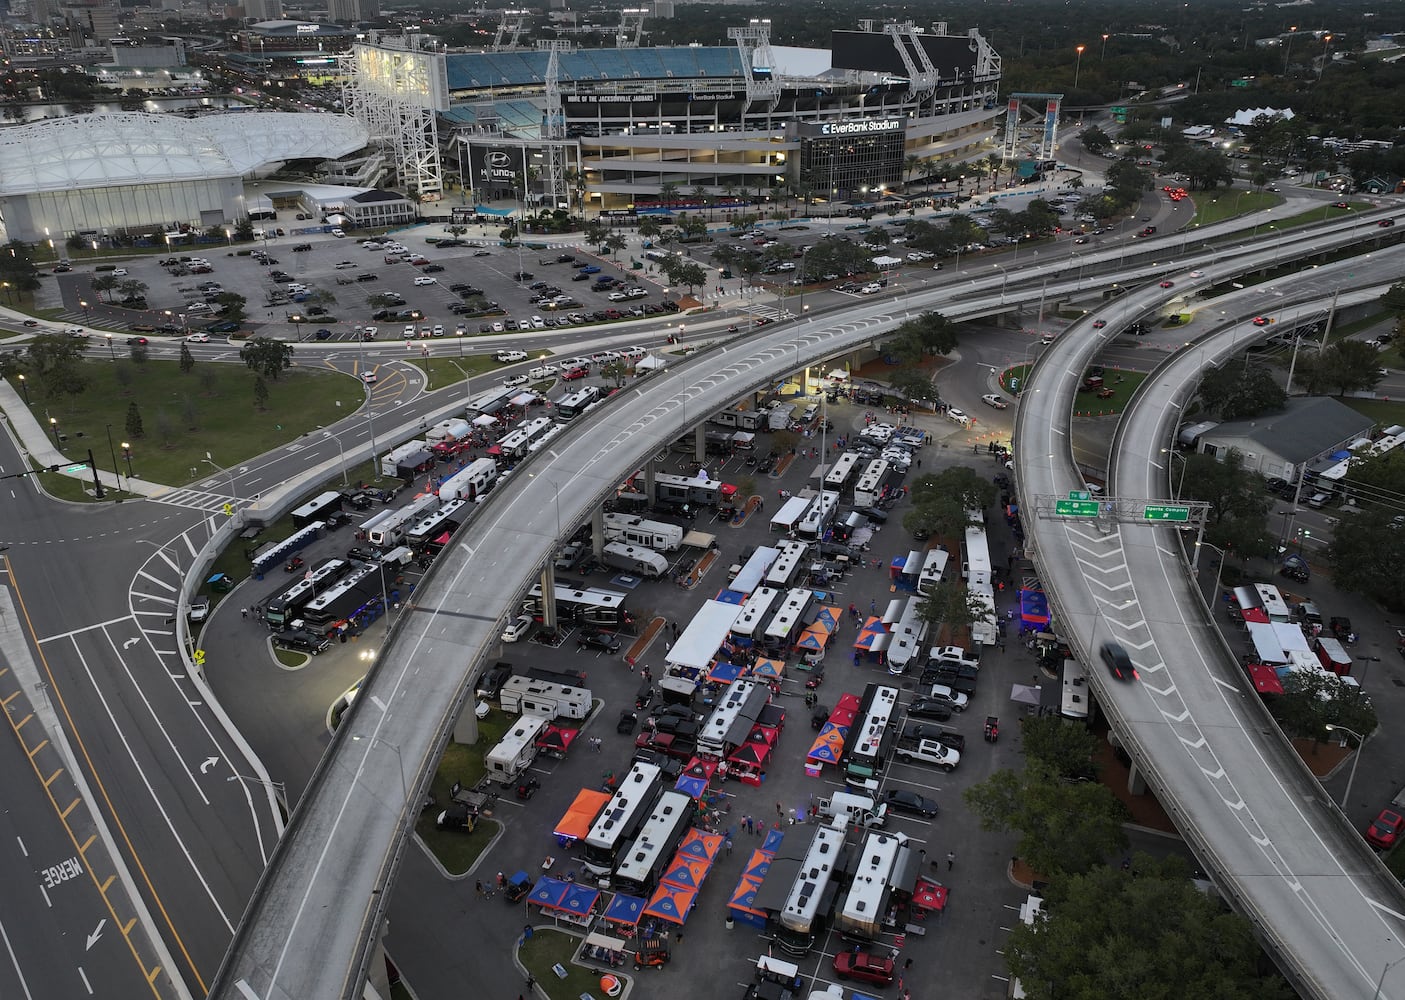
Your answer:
[188,597,210,622]
[860,422,896,444]
[495,349,528,363]
[185,332,210,343]
[455,325,467,337]
[881,448,913,470]
[501,615,534,643]
[334,261,358,269]
[331,228,345,238]
[1188,270,1205,278]
[361,326,378,339]
[562,356,590,369]
[980,393,1009,409]
[946,407,971,427]
[860,283,882,295]
[530,316,545,329]
[413,276,437,286]
[403,325,416,339]
[503,374,529,387]
[431,324,444,337]
[361,370,378,384]
[528,365,557,380]
[926,683,969,711]
[491,321,505,333]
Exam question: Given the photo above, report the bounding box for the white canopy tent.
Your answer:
[666,600,743,671]
[635,354,668,373]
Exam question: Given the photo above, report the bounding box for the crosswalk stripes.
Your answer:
[149,488,243,513]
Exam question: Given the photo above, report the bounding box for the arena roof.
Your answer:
[0,112,369,196]
[445,46,745,90]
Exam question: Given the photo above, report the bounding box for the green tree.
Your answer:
[1178,450,1274,559]
[179,342,195,375]
[239,337,294,381]
[215,291,247,324]
[888,367,939,407]
[1007,854,1295,1000]
[25,334,88,397]
[1019,715,1103,781]
[125,400,144,439]
[1326,509,1405,610]
[637,217,663,243]
[963,761,1128,877]
[603,233,627,260]
[1078,125,1113,154]
[91,273,120,302]
[1196,361,1286,420]
[1271,668,1379,745]
[1313,339,1387,397]
[904,467,998,541]
[914,579,995,640]
[116,278,148,304]
[601,360,628,387]
[233,219,255,242]
[253,375,270,411]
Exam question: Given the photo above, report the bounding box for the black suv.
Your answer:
[577,629,621,653]
[274,629,330,655]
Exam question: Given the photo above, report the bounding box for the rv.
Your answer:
[367,494,440,548]
[498,675,592,720]
[602,512,684,552]
[484,714,548,783]
[438,458,498,502]
[601,542,669,578]
[379,441,431,479]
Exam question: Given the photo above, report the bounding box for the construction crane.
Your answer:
[493,9,531,51]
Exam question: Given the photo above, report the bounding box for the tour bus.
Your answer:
[406,498,468,548]
[961,512,992,587]
[763,588,814,651]
[301,562,393,629]
[885,598,927,676]
[523,583,629,627]
[764,539,810,589]
[731,586,782,643]
[582,762,665,876]
[836,829,912,939]
[263,558,350,629]
[917,548,950,596]
[556,385,603,420]
[697,679,768,757]
[853,459,890,508]
[775,823,848,955]
[843,683,900,788]
[823,452,862,494]
[796,490,841,541]
[438,458,498,502]
[612,790,694,894]
[290,490,343,530]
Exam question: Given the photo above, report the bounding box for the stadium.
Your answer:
[348,20,1004,214]
[0,111,370,243]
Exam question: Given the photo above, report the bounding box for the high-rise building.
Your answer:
[244,0,283,20]
[61,0,120,42]
[328,0,376,23]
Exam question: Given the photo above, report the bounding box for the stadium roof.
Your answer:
[0,112,369,196]
[445,45,745,90]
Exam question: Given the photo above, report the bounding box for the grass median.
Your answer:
[518,928,610,1000]
[8,355,357,487]
[414,708,512,875]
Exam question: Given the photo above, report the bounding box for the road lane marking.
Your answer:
[37,616,139,643]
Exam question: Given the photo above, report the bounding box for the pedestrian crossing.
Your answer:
[150,488,244,514]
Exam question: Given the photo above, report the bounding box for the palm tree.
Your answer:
[986,153,1003,190]
[659,180,680,207]
[967,161,988,193]
[903,154,924,190]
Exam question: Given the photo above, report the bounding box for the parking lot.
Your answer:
[208,381,1039,1000]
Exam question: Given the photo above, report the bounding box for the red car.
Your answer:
[833,951,895,986]
[1380,219,1396,228]
[1092,319,1107,329]
[1159,280,1175,289]
[1252,316,1271,326]
[1367,809,1403,849]
[561,366,589,381]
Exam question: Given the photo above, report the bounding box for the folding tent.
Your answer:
[642,883,697,925]
[558,883,601,918]
[602,892,647,929]
[675,828,723,863]
[1019,589,1050,629]
[707,660,745,684]
[660,856,709,891]
[553,789,612,844]
[527,877,571,912]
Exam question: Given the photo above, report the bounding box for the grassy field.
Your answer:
[999,363,1147,415]
[1341,397,1405,427]
[1188,189,1282,226]
[6,355,358,487]
[405,355,500,391]
[413,708,513,874]
[518,928,607,1000]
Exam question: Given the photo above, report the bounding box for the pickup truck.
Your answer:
[893,737,961,772]
[633,730,696,760]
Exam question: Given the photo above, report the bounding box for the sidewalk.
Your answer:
[0,379,170,498]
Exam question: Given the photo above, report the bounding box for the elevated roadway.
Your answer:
[209,206,1405,1000]
[1013,254,1405,999]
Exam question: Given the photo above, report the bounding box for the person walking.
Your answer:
[947,850,956,870]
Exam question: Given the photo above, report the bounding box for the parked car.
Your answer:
[906,697,953,721]
[1367,809,1403,850]
[577,629,621,653]
[980,393,1008,409]
[833,950,895,986]
[188,597,210,622]
[881,788,938,818]
[501,615,534,643]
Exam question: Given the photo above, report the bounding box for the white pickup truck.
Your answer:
[893,737,961,772]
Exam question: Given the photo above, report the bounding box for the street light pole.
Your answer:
[16,373,28,404]
[1074,44,1086,89]
[203,453,237,508]
[121,442,133,481]
[324,431,348,487]
[1195,541,1227,605]
[105,423,121,490]
[1372,956,1405,1000]
[1324,723,1364,809]
[48,416,61,450]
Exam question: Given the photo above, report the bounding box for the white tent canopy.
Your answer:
[666,599,743,671]
[635,354,668,372]
[472,414,496,426]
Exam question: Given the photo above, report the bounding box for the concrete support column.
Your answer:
[366,920,392,999]
[453,695,479,745]
[644,459,657,505]
[591,507,605,558]
[540,562,557,632]
[694,424,706,465]
[1127,758,1148,796]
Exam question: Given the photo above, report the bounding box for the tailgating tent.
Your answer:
[675,758,717,799]
[708,660,745,684]
[795,625,828,653]
[728,875,768,928]
[732,546,779,594]
[676,828,723,863]
[535,725,578,757]
[728,739,773,769]
[1019,589,1050,629]
[472,413,496,426]
[1246,662,1286,695]
[911,877,948,915]
[603,892,647,929]
[660,856,709,891]
[805,694,860,767]
[814,606,842,632]
[668,600,744,671]
[752,658,784,682]
[558,883,600,917]
[642,883,696,925]
[1010,684,1042,706]
[510,392,538,407]
[635,354,668,373]
[528,877,571,912]
[554,789,612,843]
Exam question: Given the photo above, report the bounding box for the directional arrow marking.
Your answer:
[199,756,218,774]
[85,919,105,950]
[122,638,139,649]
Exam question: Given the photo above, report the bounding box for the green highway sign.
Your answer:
[1144,504,1190,522]
[1068,490,1090,500]
[1056,499,1100,517]
[63,464,87,474]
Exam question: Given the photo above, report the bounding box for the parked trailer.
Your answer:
[654,473,722,506]
[602,512,685,552]
[368,493,441,548]
[601,542,669,579]
[438,458,498,502]
[498,675,592,721]
[836,830,912,940]
[290,491,343,530]
[379,440,430,479]
[917,548,950,596]
[710,407,765,431]
[426,418,472,446]
[485,714,548,784]
[853,459,890,508]
[466,386,517,416]
[796,491,840,541]
[496,417,555,461]
[768,403,796,431]
[406,498,468,547]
